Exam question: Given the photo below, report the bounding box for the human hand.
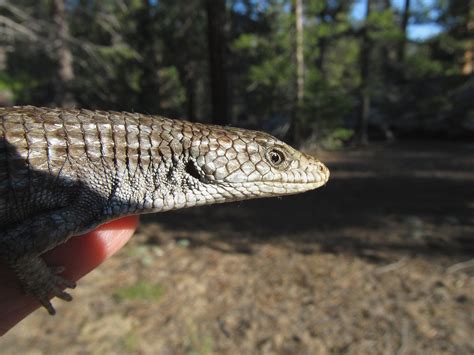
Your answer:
[0,215,139,336]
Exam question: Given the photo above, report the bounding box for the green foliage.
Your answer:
[185,319,214,355]
[302,73,355,146]
[405,46,444,77]
[0,72,26,97]
[1,0,471,140]
[231,1,294,123]
[121,331,142,352]
[320,127,355,149]
[114,281,165,302]
[367,9,401,42]
[232,33,261,54]
[158,66,186,116]
[3,46,56,105]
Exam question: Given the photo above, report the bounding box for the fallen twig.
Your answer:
[375,256,409,274]
[447,259,474,273]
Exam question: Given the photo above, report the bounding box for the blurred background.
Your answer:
[1,0,473,354]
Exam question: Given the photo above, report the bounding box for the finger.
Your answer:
[0,215,139,336]
[45,215,140,280]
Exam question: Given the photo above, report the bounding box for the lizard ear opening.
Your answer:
[185,160,201,180]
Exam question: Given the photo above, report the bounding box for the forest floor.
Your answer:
[2,141,473,354]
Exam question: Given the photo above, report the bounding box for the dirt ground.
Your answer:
[1,141,473,354]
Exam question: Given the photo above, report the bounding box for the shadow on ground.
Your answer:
[141,141,474,258]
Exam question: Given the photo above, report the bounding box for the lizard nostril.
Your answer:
[318,163,329,178]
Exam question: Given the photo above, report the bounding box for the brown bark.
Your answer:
[397,0,411,63]
[295,0,305,104]
[205,0,229,125]
[184,66,196,121]
[52,0,75,107]
[289,0,305,145]
[315,37,326,75]
[462,18,474,75]
[462,48,473,75]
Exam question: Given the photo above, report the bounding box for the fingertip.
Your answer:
[91,215,140,258]
[45,215,139,280]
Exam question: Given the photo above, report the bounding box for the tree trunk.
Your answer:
[462,16,474,75]
[315,37,326,76]
[357,0,372,145]
[290,0,305,144]
[397,0,411,63]
[185,74,196,121]
[381,0,397,74]
[205,0,229,125]
[295,0,305,104]
[52,0,75,107]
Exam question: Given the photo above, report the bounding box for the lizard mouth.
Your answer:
[212,179,328,198]
[186,158,329,193]
[252,179,328,193]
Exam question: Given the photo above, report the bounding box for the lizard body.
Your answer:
[0,106,329,314]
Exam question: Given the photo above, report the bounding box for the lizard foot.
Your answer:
[13,257,76,315]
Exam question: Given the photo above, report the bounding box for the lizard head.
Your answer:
[182,125,329,204]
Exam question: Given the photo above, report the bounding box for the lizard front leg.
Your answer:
[0,198,104,315]
[11,256,76,315]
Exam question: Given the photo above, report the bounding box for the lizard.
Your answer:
[0,106,330,315]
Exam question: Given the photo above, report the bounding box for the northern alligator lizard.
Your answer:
[0,106,329,314]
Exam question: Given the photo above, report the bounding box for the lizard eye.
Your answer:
[266,148,285,167]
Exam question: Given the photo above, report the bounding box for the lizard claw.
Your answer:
[13,257,76,315]
[40,299,57,316]
[38,283,73,315]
